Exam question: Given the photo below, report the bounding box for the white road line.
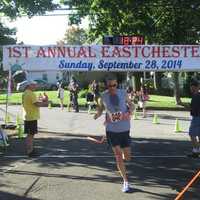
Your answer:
[2,155,187,158]
[0,153,50,173]
[0,155,188,173]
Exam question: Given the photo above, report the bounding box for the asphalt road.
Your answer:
[0,133,200,200]
[0,105,199,200]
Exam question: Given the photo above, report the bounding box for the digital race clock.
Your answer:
[103,35,145,45]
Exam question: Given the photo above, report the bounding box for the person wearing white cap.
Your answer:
[22,80,48,157]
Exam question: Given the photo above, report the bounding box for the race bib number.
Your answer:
[110,112,122,122]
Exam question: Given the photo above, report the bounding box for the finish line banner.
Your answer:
[3,45,200,72]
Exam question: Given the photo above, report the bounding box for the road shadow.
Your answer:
[0,191,39,200]
[145,113,190,121]
[0,133,199,200]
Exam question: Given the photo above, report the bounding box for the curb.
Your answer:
[5,129,103,139]
[39,130,102,138]
[0,103,190,111]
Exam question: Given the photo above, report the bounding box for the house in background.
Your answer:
[25,70,127,89]
[26,70,71,84]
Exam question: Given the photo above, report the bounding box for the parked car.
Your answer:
[34,79,57,90]
[16,79,57,91]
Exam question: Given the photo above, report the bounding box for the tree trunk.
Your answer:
[133,72,143,91]
[173,72,182,105]
[154,72,163,92]
[184,72,194,97]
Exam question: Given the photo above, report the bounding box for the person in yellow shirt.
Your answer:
[22,80,48,157]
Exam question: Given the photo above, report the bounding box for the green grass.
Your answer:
[0,91,191,109]
[147,95,191,109]
[0,91,87,106]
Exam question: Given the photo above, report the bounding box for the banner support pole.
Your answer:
[4,68,11,126]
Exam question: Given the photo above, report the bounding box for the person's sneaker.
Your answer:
[122,182,130,193]
[27,150,39,158]
[193,148,200,153]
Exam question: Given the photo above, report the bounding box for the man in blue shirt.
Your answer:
[94,75,134,192]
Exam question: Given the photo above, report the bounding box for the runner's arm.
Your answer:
[87,135,106,144]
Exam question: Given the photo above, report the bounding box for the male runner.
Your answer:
[94,75,134,192]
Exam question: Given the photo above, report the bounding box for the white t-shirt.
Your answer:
[58,88,64,99]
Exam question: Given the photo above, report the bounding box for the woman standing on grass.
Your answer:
[57,82,65,110]
[138,86,149,118]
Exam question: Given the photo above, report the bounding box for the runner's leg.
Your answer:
[112,145,128,182]
[122,147,131,161]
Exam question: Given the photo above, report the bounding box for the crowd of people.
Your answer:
[57,77,80,112]
[57,78,101,113]
[56,77,149,116]
[126,86,149,118]
[86,80,100,113]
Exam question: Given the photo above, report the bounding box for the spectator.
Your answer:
[57,83,65,110]
[22,80,48,157]
[132,91,140,112]
[188,80,200,158]
[86,90,95,114]
[42,92,49,102]
[68,77,79,112]
[38,93,43,102]
[126,86,133,99]
[38,92,49,103]
[90,80,100,105]
[138,86,149,118]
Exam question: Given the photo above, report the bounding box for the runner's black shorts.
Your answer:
[24,120,38,135]
[106,131,131,148]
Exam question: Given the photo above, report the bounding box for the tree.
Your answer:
[0,0,58,89]
[0,0,58,46]
[0,23,16,89]
[0,22,16,59]
[62,0,156,91]
[0,0,57,18]
[62,26,88,45]
[150,0,200,104]
[58,26,88,83]
[61,0,200,102]
[60,0,157,42]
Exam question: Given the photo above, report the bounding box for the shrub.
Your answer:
[78,89,88,98]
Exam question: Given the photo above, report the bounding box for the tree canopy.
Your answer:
[0,0,57,18]
[62,26,88,45]
[61,0,200,44]
[60,0,200,103]
[0,0,58,89]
